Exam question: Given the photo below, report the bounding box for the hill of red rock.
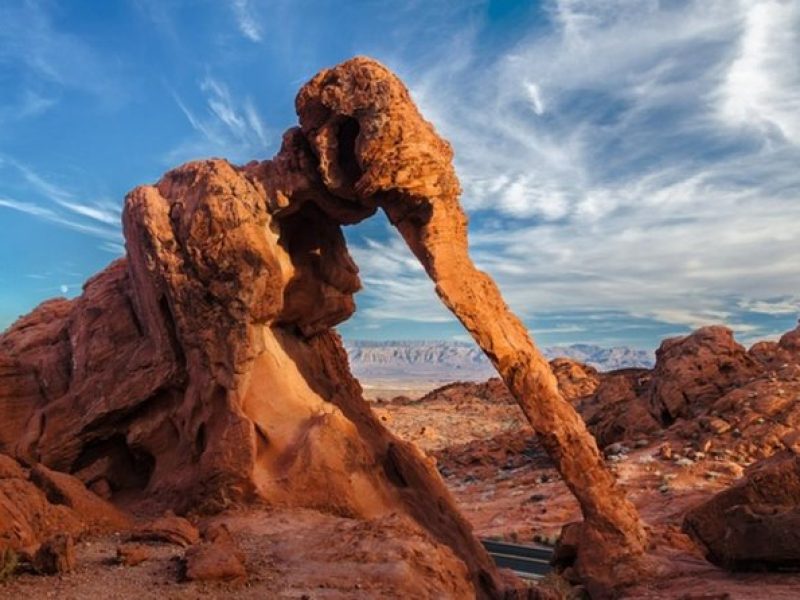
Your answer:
[377,323,800,597]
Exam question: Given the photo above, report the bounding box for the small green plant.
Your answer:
[0,548,19,582]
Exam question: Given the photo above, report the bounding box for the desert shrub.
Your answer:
[0,548,18,582]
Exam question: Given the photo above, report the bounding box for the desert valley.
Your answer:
[0,55,798,600]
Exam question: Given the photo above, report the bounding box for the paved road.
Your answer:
[481,539,553,579]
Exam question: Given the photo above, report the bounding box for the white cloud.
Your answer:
[0,195,121,242]
[739,297,800,316]
[718,0,800,144]
[231,0,263,43]
[345,0,800,344]
[169,76,271,163]
[0,197,56,219]
[347,233,450,324]
[0,160,123,247]
[524,81,545,115]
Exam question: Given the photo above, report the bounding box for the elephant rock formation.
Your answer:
[0,56,645,597]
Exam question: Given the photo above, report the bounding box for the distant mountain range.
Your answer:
[344,340,654,382]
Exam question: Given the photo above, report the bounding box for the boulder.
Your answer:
[131,513,200,547]
[649,326,761,425]
[550,358,600,401]
[115,543,151,566]
[183,524,246,582]
[0,453,129,557]
[683,453,800,570]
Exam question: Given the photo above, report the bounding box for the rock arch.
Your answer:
[0,56,646,597]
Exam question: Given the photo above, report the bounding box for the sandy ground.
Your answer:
[359,379,447,401]
[374,384,800,599]
[0,508,479,600]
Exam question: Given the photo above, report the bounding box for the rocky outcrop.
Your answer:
[550,358,600,402]
[0,55,649,596]
[1,57,579,598]
[648,326,761,425]
[0,164,503,596]
[684,453,800,570]
[578,368,660,448]
[576,324,799,454]
[0,453,130,558]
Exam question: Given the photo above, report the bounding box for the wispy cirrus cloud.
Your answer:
[169,75,271,163]
[342,0,800,346]
[718,0,800,144]
[0,1,125,105]
[231,0,263,43]
[0,158,122,249]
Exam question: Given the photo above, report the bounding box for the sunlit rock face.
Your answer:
[0,56,652,598]
[0,59,518,599]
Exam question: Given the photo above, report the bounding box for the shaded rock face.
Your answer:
[0,58,557,598]
[684,454,800,571]
[574,324,800,452]
[0,454,130,558]
[649,326,761,426]
[577,368,660,448]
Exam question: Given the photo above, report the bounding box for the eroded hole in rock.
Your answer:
[71,434,155,493]
[195,423,207,457]
[383,444,409,488]
[336,117,362,185]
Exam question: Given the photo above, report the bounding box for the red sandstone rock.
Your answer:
[115,543,151,566]
[0,454,128,558]
[183,524,246,582]
[8,53,798,599]
[578,368,659,448]
[649,326,761,425]
[294,56,647,594]
[29,464,130,531]
[131,513,200,547]
[550,358,600,401]
[0,57,532,599]
[684,453,800,571]
[378,319,800,597]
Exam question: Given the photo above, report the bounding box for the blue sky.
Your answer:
[1,0,799,350]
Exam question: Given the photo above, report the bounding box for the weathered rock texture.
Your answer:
[0,56,646,595]
[648,326,761,426]
[0,453,130,558]
[375,320,800,596]
[684,453,800,571]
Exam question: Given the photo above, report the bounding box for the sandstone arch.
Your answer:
[290,56,648,586]
[0,56,646,596]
